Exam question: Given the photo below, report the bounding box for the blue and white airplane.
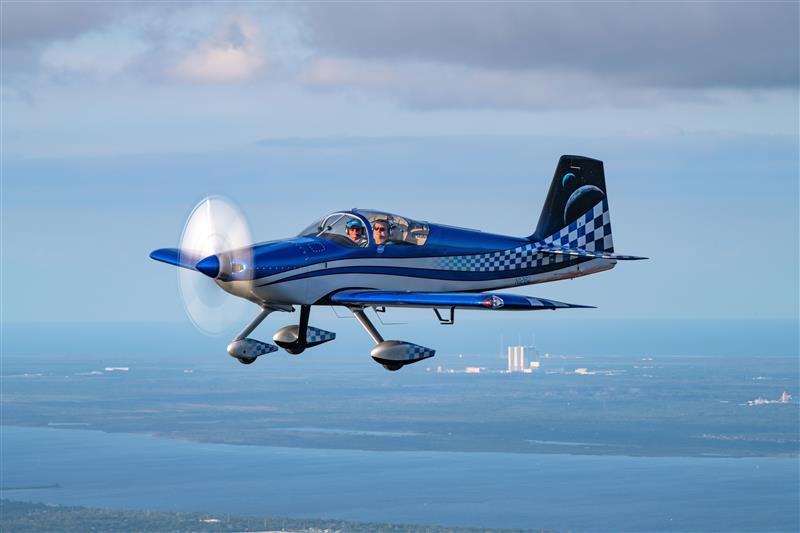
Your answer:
[151,155,645,370]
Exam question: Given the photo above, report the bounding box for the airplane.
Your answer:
[150,155,645,371]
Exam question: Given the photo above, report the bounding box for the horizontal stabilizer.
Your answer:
[330,290,593,311]
[149,248,204,270]
[536,246,647,261]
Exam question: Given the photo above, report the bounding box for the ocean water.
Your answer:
[2,426,798,532]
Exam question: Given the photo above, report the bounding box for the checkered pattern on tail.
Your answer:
[539,199,612,252]
[435,200,612,273]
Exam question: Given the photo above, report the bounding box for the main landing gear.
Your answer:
[350,308,435,371]
[226,305,336,365]
[226,307,280,365]
[227,304,432,371]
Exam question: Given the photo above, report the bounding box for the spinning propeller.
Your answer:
[176,196,254,336]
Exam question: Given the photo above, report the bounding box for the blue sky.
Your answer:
[3,2,798,326]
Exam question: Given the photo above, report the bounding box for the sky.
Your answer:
[2,1,798,328]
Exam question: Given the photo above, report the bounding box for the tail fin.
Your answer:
[530,155,613,253]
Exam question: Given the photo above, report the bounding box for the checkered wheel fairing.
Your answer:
[371,340,436,364]
[306,327,336,344]
[227,338,279,358]
[403,343,436,361]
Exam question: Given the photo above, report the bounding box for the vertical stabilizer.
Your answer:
[530,155,613,253]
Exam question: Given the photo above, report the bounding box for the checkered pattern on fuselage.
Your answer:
[435,200,612,272]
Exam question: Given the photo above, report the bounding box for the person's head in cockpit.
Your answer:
[372,219,390,245]
[346,219,366,245]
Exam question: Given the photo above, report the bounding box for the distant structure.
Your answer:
[464,367,482,374]
[507,345,526,372]
[747,390,793,406]
[507,345,540,373]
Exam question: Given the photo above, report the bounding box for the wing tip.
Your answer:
[553,302,596,310]
[150,248,180,264]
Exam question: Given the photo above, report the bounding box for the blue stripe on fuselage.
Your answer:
[253,258,589,288]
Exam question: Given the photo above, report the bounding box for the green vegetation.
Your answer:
[1,500,552,533]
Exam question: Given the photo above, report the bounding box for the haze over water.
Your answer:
[3,319,798,531]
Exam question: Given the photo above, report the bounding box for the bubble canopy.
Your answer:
[299,210,430,247]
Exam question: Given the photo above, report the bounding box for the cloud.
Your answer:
[303,3,799,89]
[1,2,796,112]
[170,18,265,83]
[299,56,712,110]
[1,2,128,78]
[0,2,122,46]
[39,29,148,80]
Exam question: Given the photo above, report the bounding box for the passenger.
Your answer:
[372,219,391,245]
[345,219,367,247]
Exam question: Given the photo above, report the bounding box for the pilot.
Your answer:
[345,219,367,247]
[372,219,391,245]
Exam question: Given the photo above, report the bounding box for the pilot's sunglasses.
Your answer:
[375,227,387,232]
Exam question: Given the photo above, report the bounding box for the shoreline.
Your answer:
[3,424,798,460]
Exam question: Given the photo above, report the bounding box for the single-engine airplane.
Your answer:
[151,155,645,370]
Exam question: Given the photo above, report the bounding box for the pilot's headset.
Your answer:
[346,219,363,232]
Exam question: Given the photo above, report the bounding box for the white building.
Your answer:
[507,346,526,372]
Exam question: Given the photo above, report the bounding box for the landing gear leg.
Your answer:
[233,307,274,342]
[350,307,436,371]
[351,308,410,372]
[351,308,384,344]
[297,305,310,345]
[227,307,281,364]
[273,305,335,354]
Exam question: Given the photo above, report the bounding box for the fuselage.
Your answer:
[218,209,616,307]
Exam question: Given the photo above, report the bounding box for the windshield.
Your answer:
[298,218,324,237]
[313,213,369,248]
[357,210,429,246]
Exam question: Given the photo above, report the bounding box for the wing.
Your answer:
[329,290,593,310]
[536,245,647,261]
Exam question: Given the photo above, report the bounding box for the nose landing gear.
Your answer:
[273,305,336,355]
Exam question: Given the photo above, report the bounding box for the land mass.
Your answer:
[3,352,798,458]
[0,499,550,533]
